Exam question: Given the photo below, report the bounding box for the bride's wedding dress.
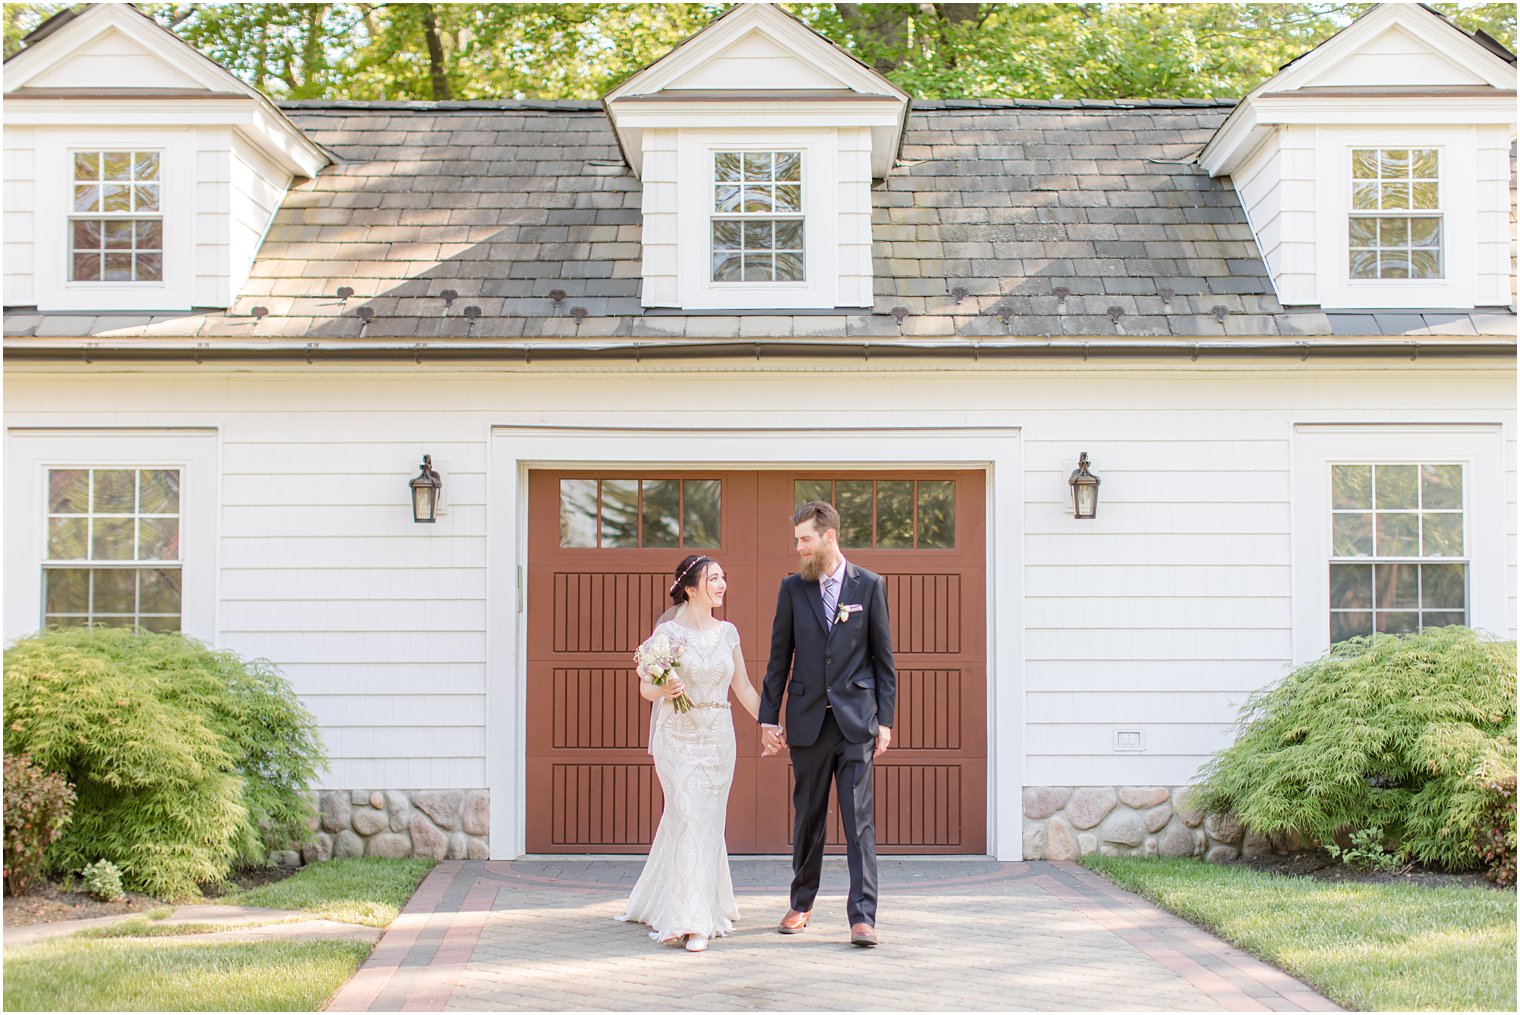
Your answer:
[618,618,742,943]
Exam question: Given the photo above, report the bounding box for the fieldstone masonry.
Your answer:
[301,790,490,863]
[1022,785,1304,861]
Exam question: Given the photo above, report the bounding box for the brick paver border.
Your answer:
[325,859,1344,1012]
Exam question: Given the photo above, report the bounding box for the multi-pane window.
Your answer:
[70,151,163,283]
[43,468,182,631]
[711,151,804,283]
[1329,463,1465,642]
[1349,148,1441,280]
[560,478,721,549]
[794,478,955,550]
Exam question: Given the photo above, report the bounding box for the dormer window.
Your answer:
[1348,149,1442,280]
[70,151,163,283]
[711,151,805,283]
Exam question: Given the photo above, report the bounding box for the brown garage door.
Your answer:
[524,469,985,854]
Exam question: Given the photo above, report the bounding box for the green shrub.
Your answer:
[3,627,324,898]
[1474,771,1516,887]
[1192,626,1516,871]
[1325,826,1406,872]
[3,753,76,896]
[81,859,125,902]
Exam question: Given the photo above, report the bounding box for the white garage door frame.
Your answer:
[485,423,1025,860]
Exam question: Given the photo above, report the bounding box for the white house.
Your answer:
[3,3,1515,862]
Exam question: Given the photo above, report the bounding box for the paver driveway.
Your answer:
[327,858,1341,1012]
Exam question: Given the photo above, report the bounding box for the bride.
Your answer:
[618,554,771,952]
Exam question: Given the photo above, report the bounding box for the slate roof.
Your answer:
[5,98,1515,346]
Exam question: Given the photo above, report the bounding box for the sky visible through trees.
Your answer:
[4,3,1515,102]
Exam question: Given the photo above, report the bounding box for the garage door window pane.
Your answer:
[682,480,721,548]
[876,481,914,548]
[835,480,874,549]
[560,477,722,549]
[917,481,956,548]
[600,479,640,549]
[559,479,598,547]
[794,479,832,509]
[791,478,957,550]
[640,480,680,548]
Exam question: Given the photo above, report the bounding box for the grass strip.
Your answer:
[1080,856,1516,1012]
[75,916,306,939]
[225,856,435,927]
[3,938,371,1012]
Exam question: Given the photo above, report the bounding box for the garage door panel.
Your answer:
[528,469,986,854]
[550,668,650,751]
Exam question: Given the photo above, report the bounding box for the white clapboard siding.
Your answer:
[1475,126,1514,307]
[3,364,1513,797]
[1027,723,1238,756]
[26,25,206,90]
[1025,564,1290,598]
[221,567,486,602]
[1029,659,1292,694]
[1228,126,1316,305]
[3,126,35,306]
[229,133,292,306]
[306,694,485,728]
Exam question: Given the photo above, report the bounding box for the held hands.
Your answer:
[760,725,788,757]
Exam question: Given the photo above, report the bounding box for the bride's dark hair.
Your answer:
[668,554,714,604]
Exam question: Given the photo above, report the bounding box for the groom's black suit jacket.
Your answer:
[759,562,896,747]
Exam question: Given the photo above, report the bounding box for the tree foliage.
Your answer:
[1191,626,1517,872]
[4,3,1514,101]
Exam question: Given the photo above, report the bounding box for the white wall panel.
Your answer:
[4,362,1513,808]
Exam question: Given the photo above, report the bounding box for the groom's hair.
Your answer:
[792,500,840,536]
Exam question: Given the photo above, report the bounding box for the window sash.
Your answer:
[1327,458,1466,640]
[68,149,164,284]
[1347,147,1442,280]
[710,150,805,284]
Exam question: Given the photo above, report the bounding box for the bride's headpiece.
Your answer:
[668,555,712,595]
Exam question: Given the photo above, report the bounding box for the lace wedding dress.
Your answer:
[618,619,742,943]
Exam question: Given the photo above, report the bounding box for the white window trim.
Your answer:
[1315,125,1476,310]
[677,129,839,310]
[1291,423,1505,665]
[4,428,219,643]
[33,127,194,313]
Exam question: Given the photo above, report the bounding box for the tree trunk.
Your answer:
[420,4,452,101]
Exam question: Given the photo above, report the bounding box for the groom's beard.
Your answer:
[798,548,839,582]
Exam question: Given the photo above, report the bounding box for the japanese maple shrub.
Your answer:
[1192,626,1516,870]
[3,627,324,898]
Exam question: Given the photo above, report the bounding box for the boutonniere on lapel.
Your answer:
[836,603,864,625]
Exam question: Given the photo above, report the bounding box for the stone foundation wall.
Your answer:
[301,789,490,863]
[1022,786,1302,861]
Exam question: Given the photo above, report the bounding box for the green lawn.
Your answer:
[3,857,435,1012]
[1081,856,1516,1012]
[3,938,372,1011]
[226,856,436,927]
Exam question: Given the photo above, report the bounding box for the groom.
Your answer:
[759,500,896,947]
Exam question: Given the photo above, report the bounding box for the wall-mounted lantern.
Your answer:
[410,455,443,523]
[1068,452,1101,519]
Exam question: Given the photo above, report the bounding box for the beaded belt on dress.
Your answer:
[685,702,730,710]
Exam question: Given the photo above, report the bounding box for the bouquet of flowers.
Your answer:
[635,632,693,713]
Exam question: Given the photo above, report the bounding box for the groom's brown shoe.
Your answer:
[850,923,878,947]
[777,910,810,934]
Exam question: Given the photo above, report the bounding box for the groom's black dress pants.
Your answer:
[789,710,878,927]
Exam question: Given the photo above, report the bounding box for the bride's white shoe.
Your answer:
[684,934,709,952]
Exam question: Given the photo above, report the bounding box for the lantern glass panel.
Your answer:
[1074,483,1098,518]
